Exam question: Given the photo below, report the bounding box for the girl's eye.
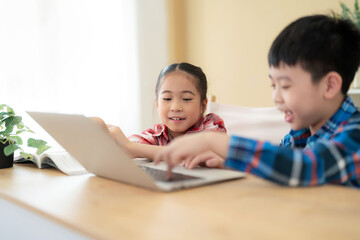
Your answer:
[281,85,290,90]
[162,98,171,101]
[270,84,276,89]
[183,98,192,101]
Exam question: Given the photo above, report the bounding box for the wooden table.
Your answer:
[0,164,359,240]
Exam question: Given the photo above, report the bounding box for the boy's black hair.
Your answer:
[155,62,208,102]
[268,14,360,94]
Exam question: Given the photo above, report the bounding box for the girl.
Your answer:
[91,62,226,165]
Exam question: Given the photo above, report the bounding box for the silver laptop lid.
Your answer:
[27,112,245,192]
[27,112,159,190]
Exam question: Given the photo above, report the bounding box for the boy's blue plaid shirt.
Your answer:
[225,96,360,188]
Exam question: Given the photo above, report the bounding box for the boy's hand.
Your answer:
[154,132,230,174]
[182,150,225,169]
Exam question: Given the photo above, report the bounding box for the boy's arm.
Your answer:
[226,131,360,187]
[155,128,360,187]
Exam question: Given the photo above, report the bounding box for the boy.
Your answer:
[154,14,360,188]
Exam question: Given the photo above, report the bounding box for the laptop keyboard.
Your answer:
[140,166,200,182]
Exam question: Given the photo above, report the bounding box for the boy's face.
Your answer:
[269,62,329,134]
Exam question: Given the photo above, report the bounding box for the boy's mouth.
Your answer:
[284,110,294,123]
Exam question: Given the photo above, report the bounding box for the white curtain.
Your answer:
[0,0,140,135]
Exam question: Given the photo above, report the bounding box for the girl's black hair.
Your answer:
[155,62,207,102]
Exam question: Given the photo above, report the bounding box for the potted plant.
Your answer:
[339,0,360,29]
[0,104,50,169]
[338,0,360,88]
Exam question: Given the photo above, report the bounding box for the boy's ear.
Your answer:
[322,71,342,99]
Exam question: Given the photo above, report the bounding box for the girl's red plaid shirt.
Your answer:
[128,113,226,146]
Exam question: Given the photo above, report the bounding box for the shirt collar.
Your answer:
[151,116,205,139]
[288,96,356,147]
[309,96,356,142]
[188,116,205,132]
[152,124,171,141]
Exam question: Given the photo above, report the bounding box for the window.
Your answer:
[0,0,140,135]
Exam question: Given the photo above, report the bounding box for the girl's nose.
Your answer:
[171,101,183,111]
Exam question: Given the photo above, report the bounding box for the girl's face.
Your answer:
[156,71,206,139]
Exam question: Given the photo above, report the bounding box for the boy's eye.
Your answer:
[281,85,290,90]
[162,98,171,101]
[183,98,193,101]
[270,84,276,89]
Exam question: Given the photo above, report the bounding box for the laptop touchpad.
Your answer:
[140,166,201,182]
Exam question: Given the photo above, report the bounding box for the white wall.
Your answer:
[136,0,168,131]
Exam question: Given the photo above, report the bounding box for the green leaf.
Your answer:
[0,104,13,114]
[36,145,51,155]
[0,112,9,119]
[27,138,51,155]
[16,122,25,129]
[16,129,32,135]
[4,116,22,130]
[12,116,22,125]
[20,152,33,160]
[23,125,34,133]
[4,144,19,156]
[341,2,352,19]
[27,138,48,148]
[3,125,14,134]
[16,129,26,135]
[338,0,360,31]
[354,0,360,27]
[8,136,22,145]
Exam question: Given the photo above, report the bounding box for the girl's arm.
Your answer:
[127,142,165,160]
[107,124,165,159]
[89,117,164,160]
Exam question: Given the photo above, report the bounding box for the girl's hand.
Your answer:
[106,125,137,158]
[89,117,108,132]
[89,117,136,158]
[182,150,225,169]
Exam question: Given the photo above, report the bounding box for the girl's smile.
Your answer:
[156,70,206,139]
[169,117,186,121]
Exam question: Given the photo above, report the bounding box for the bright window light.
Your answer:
[0,0,140,135]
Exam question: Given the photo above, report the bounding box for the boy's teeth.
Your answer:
[284,110,294,122]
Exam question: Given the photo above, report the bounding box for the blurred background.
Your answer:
[0,0,353,135]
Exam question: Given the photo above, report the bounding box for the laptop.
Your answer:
[27,112,245,192]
